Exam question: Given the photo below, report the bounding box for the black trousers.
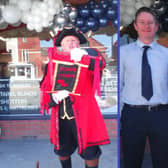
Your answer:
[54,118,101,160]
[121,104,168,168]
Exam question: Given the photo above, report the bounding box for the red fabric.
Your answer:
[40,47,110,154]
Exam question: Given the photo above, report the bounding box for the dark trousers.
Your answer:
[121,104,168,168]
[54,118,101,160]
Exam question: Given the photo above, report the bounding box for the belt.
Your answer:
[124,103,168,112]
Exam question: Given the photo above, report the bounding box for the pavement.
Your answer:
[0,138,117,168]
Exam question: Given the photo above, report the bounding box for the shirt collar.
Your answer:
[136,39,155,49]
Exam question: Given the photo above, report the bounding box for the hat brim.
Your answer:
[55,28,87,46]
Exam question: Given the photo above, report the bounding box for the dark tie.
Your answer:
[141,46,153,100]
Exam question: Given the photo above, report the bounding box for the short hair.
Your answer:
[134,7,159,24]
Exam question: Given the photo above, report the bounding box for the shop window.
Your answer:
[0,34,117,119]
[9,67,15,76]
[17,67,25,76]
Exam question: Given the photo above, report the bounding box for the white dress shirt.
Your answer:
[120,39,168,105]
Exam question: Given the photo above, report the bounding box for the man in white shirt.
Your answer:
[120,7,168,168]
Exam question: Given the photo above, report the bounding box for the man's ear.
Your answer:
[133,21,138,31]
[155,23,159,33]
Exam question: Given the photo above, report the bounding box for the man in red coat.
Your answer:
[40,27,110,168]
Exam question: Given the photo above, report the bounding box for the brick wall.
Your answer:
[17,37,43,78]
[0,119,117,140]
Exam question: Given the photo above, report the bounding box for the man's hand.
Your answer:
[52,90,69,104]
[70,48,88,62]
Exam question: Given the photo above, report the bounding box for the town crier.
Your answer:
[40,27,110,168]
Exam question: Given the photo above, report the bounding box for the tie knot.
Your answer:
[143,45,150,51]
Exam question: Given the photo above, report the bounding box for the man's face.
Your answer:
[61,35,80,53]
[134,12,159,43]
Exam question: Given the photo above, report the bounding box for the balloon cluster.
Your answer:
[120,0,168,32]
[0,0,117,34]
[151,0,168,32]
[120,0,153,26]
[75,0,118,33]
[50,3,78,36]
[0,0,63,32]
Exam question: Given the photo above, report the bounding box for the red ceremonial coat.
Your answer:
[40,47,110,154]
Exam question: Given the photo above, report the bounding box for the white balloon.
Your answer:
[0,22,8,30]
[9,0,18,4]
[120,4,126,16]
[34,23,42,30]
[120,17,127,27]
[125,0,135,4]
[31,8,41,16]
[41,12,49,19]
[11,21,21,27]
[27,13,33,23]
[27,23,34,31]
[31,1,41,11]
[135,2,144,10]
[143,0,152,7]
[47,2,56,9]
[125,0,135,6]
[2,5,21,24]
[120,1,125,6]
[42,20,49,27]
[48,14,54,22]
[48,7,57,15]
[126,7,136,16]
[35,27,43,33]
[54,2,62,12]
[18,0,32,11]
[0,5,5,11]
[21,11,30,23]
[122,15,133,25]
[40,2,48,11]
[33,15,42,24]
[47,0,57,6]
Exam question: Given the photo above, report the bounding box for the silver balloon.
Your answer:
[152,1,167,16]
[69,7,77,22]
[62,3,72,17]
[70,18,76,23]
[54,14,68,27]
[64,23,74,28]
[156,6,167,15]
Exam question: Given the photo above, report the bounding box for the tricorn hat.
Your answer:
[54,27,87,46]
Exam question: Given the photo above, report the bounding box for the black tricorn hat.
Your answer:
[55,27,87,46]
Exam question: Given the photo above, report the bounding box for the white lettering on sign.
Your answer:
[10,99,27,105]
